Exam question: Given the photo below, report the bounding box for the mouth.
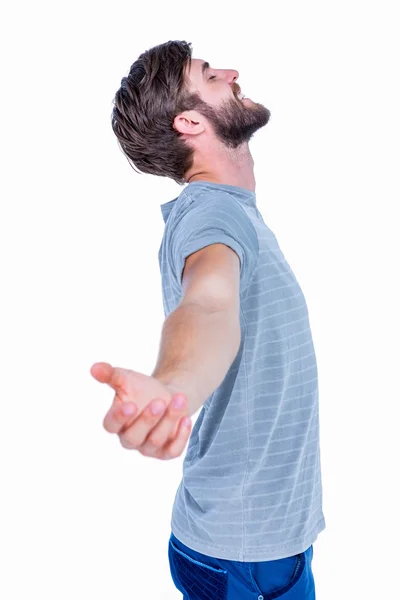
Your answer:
[232,84,243,98]
[234,86,246,101]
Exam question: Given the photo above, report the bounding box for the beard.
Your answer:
[192,93,271,149]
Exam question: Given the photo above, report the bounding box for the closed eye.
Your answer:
[208,75,216,80]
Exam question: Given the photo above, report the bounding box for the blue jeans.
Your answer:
[168,532,315,599]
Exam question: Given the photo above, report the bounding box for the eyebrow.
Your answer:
[201,61,210,77]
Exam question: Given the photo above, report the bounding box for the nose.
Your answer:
[226,69,239,85]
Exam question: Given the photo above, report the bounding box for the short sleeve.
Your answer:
[169,192,259,294]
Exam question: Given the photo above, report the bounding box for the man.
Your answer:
[91,40,326,599]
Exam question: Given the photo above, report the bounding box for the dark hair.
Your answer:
[111,40,204,186]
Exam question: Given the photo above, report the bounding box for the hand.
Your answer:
[90,362,192,460]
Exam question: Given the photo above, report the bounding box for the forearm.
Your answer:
[151,302,241,417]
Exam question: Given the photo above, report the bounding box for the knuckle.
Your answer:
[103,420,117,433]
[140,443,160,458]
[173,447,183,458]
[103,411,123,433]
[119,435,137,450]
[165,449,178,460]
[166,444,180,459]
[139,448,152,457]
[147,433,165,447]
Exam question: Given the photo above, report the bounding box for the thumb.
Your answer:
[90,362,127,394]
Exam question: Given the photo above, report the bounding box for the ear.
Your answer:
[173,111,205,136]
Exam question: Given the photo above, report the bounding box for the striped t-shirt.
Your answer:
[158,180,326,561]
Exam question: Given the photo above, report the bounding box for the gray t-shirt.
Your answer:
[158,180,326,561]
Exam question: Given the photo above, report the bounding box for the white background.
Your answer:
[1,1,399,598]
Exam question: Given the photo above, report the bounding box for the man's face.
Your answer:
[183,58,271,149]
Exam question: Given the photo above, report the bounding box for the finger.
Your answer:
[90,362,114,383]
[90,362,131,400]
[145,394,188,449]
[120,393,187,450]
[118,398,168,449]
[103,400,137,434]
[156,416,192,460]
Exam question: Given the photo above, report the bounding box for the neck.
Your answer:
[186,143,256,193]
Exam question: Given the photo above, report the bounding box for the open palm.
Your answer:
[90,362,192,459]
